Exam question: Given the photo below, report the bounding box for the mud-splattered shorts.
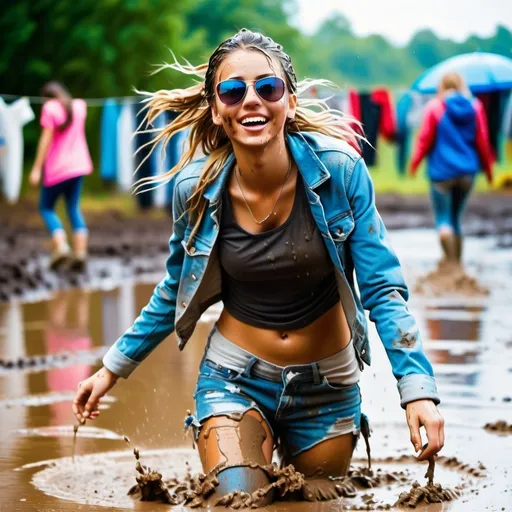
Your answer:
[189,326,363,458]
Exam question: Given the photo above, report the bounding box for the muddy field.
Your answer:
[0,198,511,510]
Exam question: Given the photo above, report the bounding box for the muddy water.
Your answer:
[0,229,511,511]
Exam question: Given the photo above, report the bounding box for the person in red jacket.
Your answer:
[410,72,493,264]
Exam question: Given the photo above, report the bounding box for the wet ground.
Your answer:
[0,229,511,511]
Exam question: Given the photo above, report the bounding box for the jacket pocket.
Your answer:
[182,228,212,257]
[327,211,355,243]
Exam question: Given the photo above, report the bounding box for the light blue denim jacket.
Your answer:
[103,131,440,408]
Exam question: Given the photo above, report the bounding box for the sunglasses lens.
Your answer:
[255,77,285,102]
[217,80,246,105]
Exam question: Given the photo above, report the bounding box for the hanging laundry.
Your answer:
[116,100,135,192]
[476,91,509,162]
[0,97,35,203]
[395,91,413,175]
[151,113,171,208]
[134,102,155,210]
[502,92,512,162]
[371,88,396,142]
[358,93,381,166]
[100,99,121,182]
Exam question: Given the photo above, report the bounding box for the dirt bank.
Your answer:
[1,192,510,302]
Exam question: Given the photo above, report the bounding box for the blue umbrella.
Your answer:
[411,52,512,94]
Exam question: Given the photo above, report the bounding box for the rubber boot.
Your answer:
[70,232,88,272]
[50,231,71,271]
[439,232,456,264]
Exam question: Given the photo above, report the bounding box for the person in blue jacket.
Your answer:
[73,29,444,503]
[411,72,493,264]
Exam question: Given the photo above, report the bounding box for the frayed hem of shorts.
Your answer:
[287,418,360,458]
[185,406,274,441]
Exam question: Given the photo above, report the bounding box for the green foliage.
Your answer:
[2,1,511,194]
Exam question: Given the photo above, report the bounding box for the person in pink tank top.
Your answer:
[29,82,93,271]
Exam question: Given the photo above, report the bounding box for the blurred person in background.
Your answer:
[29,82,93,271]
[73,29,443,504]
[410,72,493,266]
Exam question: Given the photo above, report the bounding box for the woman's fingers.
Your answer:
[417,417,445,461]
[407,413,423,454]
[72,380,92,421]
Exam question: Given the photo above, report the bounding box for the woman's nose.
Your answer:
[242,84,262,106]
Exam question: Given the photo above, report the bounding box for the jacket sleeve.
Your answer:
[347,157,440,408]
[410,101,439,175]
[102,182,187,378]
[474,100,494,183]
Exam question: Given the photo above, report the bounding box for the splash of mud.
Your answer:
[484,420,512,434]
[395,480,461,508]
[127,447,479,509]
[415,260,488,297]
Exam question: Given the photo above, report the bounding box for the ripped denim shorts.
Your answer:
[188,326,363,458]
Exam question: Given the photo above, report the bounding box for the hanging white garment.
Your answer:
[0,97,35,203]
[116,101,135,192]
[152,114,169,208]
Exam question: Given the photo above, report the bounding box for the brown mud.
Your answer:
[1,230,511,511]
[414,260,488,297]
[484,420,512,434]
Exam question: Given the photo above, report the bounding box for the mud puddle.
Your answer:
[0,230,511,511]
[21,446,479,510]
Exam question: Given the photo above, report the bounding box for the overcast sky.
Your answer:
[292,0,512,45]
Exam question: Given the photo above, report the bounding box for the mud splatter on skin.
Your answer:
[484,420,512,434]
[393,328,417,349]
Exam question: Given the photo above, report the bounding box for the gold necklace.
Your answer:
[234,157,293,225]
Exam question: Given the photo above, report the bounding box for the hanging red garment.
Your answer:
[371,88,397,142]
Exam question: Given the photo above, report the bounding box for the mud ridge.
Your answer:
[484,420,512,434]
[414,260,488,297]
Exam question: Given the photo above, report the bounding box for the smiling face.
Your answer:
[211,49,297,150]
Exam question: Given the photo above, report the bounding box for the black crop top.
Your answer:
[219,176,339,331]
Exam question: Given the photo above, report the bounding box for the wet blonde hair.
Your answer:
[438,72,467,95]
[136,28,361,246]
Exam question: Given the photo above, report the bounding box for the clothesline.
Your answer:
[0,86,413,108]
[0,93,142,107]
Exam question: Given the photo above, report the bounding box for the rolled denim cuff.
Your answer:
[102,344,140,379]
[397,374,440,409]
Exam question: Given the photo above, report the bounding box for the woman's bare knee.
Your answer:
[288,433,356,478]
[197,409,273,472]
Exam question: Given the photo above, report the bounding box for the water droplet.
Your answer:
[293,255,297,261]
[306,272,310,276]
[305,254,309,259]
[268,254,275,262]
[285,241,289,245]
[264,241,269,246]
[297,274,300,278]
[305,235,310,241]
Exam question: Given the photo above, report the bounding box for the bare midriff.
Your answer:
[216,302,352,366]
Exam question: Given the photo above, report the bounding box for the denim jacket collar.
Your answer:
[202,131,331,205]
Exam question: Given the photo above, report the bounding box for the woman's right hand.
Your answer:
[72,366,119,422]
[29,166,42,187]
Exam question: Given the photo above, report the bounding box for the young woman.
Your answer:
[410,72,493,264]
[73,30,444,502]
[30,82,93,271]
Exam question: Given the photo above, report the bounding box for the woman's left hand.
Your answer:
[405,399,445,461]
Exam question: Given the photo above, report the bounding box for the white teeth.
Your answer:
[240,116,267,125]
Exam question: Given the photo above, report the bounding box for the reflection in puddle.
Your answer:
[16,425,125,440]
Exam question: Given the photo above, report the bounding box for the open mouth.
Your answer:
[239,116,269,128]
